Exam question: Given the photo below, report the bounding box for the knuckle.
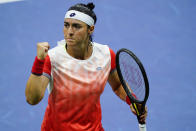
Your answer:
[37,42,48,46]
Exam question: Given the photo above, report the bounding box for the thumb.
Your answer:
[44,46,49,53]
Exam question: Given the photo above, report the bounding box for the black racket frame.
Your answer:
[116,48,149,113]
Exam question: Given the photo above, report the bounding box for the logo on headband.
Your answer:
[70,13,76,17]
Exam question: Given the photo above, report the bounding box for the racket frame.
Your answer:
[116,48,149,121]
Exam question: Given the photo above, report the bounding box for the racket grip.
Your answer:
[139,124,147,131]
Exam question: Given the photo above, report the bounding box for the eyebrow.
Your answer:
[64,22,83,29]
[64,21,81,25]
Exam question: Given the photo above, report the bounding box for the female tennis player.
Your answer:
[25,2,147,131]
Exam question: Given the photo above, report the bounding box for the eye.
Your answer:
[73,24,81,29]
[64,23,69,28]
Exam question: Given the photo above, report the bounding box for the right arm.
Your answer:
[25,42,50,105]
[25,74,49,105]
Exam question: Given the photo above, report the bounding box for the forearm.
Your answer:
[26,42,50,105]
[113,84,127,102]
[108,70,128,102]
[25,74,48,105]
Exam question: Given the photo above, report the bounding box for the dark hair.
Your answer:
[68,2,97,41]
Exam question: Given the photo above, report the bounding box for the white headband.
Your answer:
[65,10,94,26]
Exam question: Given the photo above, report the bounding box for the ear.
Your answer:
[88,26,94,35]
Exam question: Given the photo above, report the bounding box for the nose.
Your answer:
[68,26,74,36]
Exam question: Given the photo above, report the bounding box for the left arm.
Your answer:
[108,69,127,101]
[108,69,147,123]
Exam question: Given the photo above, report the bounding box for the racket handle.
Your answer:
[139,124,147,131]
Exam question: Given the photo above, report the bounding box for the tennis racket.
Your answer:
[116,48,149,131]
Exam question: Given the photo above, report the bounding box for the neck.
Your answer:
[66,41,93,60]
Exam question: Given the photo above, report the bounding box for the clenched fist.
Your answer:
[37,42,50,60]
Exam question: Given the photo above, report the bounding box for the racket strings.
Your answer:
[119,52,145,102]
